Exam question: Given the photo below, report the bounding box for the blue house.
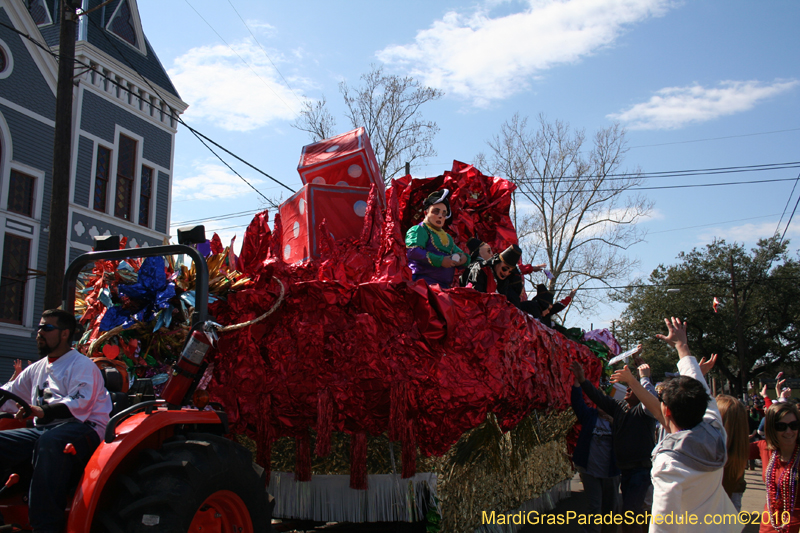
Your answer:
[0,0,187,376]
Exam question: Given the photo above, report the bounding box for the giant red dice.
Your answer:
[279,183,371,263]
[297,127,385,208]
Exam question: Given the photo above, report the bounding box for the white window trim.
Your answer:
[4,161,46,222]
[111,126,144,224]
[104,0,147,56]
[88,141,113,216]
[0,216,41,331]
[0,37,14,80]
[138,164,153,228]
[29,0,54,27]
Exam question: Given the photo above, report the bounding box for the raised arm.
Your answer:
[611,365,665,426]
[571,361,621,417]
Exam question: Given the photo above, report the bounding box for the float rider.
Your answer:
[405,189,470,287]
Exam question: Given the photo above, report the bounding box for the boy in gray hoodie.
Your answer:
[611,317,741,533]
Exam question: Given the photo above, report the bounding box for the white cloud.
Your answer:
[168,39,304,131]
[245,19,276,35]
[376,0,673,106]
[696,220,800,245]
[608,80,799,130]
[172,161,264,202]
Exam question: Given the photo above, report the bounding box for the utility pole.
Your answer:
[729,253,748,401]
[44,0,81,309]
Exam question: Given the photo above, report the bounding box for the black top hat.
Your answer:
[423,189,452,218]
[466,237,483,260]
[499,244,522,266]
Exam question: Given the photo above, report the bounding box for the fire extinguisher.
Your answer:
[161,324,216,405]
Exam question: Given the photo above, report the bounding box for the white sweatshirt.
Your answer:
[2,349,112,438]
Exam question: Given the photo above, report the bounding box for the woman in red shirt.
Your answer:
[751,402,800,532]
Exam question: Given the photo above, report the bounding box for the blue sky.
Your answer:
[136,0,799,330]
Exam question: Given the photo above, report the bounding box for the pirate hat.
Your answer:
[423,189,452,218]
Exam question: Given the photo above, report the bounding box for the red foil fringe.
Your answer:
[402,421,417,479]
[295,429,312,482]
[256,394,272,479]
[315,389,333,457]
[389,382,405,442]
[350,432,368,490]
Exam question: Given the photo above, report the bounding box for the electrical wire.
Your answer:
[83,15,295,199]
[776,172,800,238]
[629,128,800,149]
[182,0,300,119]
[171,207,263,227]
[0,18,295,200]
[780,192,800,246]
[649,213,782,235]
[225,0,304,106]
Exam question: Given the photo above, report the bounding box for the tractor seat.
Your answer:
[99,366,129,417]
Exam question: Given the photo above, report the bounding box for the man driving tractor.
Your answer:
[0,309,111,533]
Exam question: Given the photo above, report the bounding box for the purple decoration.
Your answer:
[582,328,621,356]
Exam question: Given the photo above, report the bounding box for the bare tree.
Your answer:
[293,96,337,142]
[480,113,652,319]
[294,65,443,183]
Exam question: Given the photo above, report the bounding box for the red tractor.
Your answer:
[0,237,274,532]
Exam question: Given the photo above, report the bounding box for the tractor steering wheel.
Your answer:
[0,389,33,420]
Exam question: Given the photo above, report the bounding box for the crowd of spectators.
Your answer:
[569,317,799,533]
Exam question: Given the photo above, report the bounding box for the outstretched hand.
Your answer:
[570,361,585,384]
[532,263,547,272]
[699,353,717,376]
[777,378,787,398]
[611,365,636,386]
[656,317,690,357]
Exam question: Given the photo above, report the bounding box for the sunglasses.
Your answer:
[37,324,63,332]
[775,421,800,432]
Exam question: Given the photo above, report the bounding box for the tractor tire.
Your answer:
[93,433,273,533]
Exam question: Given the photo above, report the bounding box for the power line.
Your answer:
[0,18,294,201]
[780,190,800,245]
[522,162,800,184]
[169,172,800,231]
[601,176,799,193]
[182,0,300,118]
[629,128,800,149]
[225,0,304,106]
[776,172,800,239]
[83,15,295,200]
[567,277,800,292]
[171,208,263,227]
[649,214,782,235]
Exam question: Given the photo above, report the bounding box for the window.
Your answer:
[0,233,31,324]
[28,0,52,26]
[0,48,6,74]
[114,135,137,221]
[108,0,138,47]
[7,170,35,218]
[139,166,152,227]
[93,146,111,212]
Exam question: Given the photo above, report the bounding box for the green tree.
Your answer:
[614,237,800,396]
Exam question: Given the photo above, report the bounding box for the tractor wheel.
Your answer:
[93,433,272,533]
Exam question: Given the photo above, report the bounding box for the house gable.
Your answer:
[0,4,57,121]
